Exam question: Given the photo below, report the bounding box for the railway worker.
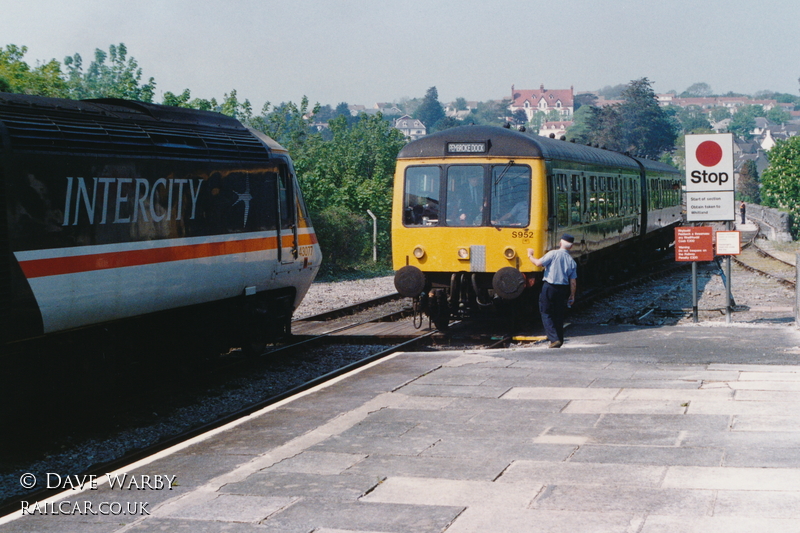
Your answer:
[740,201,746,225]
[527,235,578,348]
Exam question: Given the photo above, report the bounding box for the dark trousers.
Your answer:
[539,282,570,343]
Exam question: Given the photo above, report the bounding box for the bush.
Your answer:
[312,206,395,279]
[313,206,370,272]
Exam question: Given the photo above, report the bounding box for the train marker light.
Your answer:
[413,246,426,259]
[503,247,516,259]
[457,247,470,260]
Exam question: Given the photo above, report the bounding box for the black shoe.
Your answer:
[548,341,563,348]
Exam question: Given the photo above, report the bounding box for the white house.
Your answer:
[394,115,427,140]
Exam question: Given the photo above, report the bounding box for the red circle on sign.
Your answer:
[696,141,723,167]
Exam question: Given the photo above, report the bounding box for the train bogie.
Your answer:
[0,93,321,348]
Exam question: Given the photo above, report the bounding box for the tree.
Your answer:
[219,89,252,121]
[511,109,528,125]
[737,159,760,204]
[710,107,731,123]
[596,84,626,99]
[453,97,468,111]
[760,135,800,237]
[574,93,598,110]
[564,105,595,143]
[466,99,509,127]
[767,106,791,125]
[312,104,336,123]
[432,116,462,131]
[728,105,763,139]
[248,97,319,158]
[64,43,155,102]
[0,44,69,97]
[162,88,217,110]
[680,82,713,97]
[675,105,712,134]
[567,79,676,158]
[617,78,677,157]
[414,86,445,130]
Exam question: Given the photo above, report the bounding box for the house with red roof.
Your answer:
[509,84,574,122]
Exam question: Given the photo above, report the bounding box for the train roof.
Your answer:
[0,92,282,161]
[398,125,680,176]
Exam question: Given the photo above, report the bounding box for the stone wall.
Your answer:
[744,202,793,242]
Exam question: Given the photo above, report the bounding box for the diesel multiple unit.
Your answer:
[392,125,682,329]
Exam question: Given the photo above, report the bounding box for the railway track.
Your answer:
[0,294,506,517]
[733,240,796,289]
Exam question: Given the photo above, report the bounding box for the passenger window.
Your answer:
[555,173,569,227]
[570,175,581,224]
[491,164,531,227]
[404,166,440,226]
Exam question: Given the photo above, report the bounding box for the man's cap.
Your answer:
[561,234,575,243]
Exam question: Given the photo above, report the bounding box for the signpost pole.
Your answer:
[725,222,732,323]
[796,252,800,327]
[692,261,698,323]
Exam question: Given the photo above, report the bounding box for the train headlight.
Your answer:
[503,247,516,260]
[457,247,470,260]
[413,246,426,259]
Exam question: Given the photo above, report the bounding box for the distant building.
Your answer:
[539,121,573,139]
[374,103,403,117]
[347,104,367,116]
[445,100,478,119]
[509,84,574,122]
[394,115,426,140]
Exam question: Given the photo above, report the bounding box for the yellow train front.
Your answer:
[391,125,682,330]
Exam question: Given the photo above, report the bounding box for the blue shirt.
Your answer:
[540,249,577,285]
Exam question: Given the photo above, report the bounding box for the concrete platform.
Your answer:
[3,322,800,532]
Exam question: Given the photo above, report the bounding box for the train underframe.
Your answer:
[405,224,679,331]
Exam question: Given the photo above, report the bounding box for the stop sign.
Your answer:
[685,133,735,222]
[685,134,734,192]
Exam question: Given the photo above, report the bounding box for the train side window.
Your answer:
[555,173,569,227]
[491,164,530,227]
[589,176,598,221]
[403,166,441,226]
[608,176,620,217]
[570,175,581,224]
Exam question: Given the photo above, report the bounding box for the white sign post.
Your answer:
[684,133,736,322]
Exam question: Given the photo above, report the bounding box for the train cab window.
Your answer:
[491,164,530,227]
[403,166,441,226]
[446,165,485,226]
[278,166,294,230]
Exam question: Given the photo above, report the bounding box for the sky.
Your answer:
[3,0,800,110]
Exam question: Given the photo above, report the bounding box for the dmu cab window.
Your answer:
[446,165,485,226]
[403,166,441,226]
[490,165,531,227]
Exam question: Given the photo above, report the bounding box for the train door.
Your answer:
[275,163,299,272]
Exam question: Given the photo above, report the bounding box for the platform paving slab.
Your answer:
[3,323,800,532]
